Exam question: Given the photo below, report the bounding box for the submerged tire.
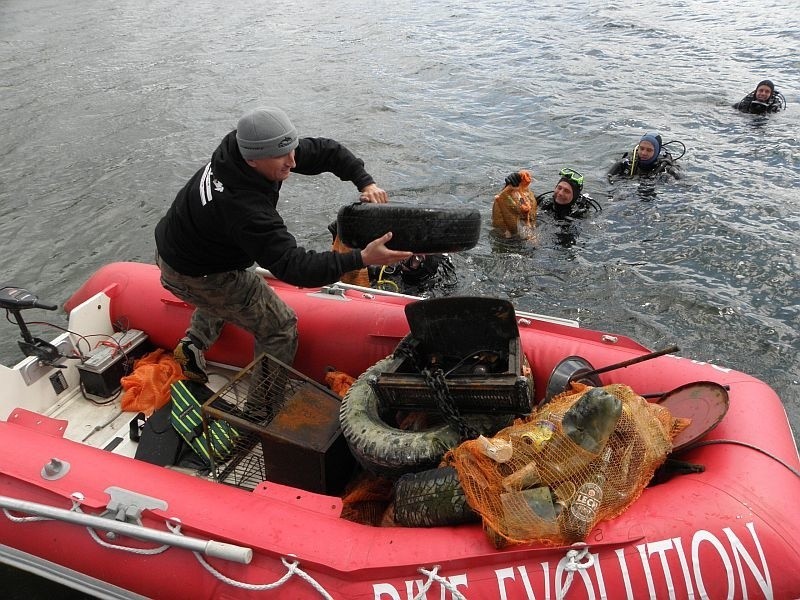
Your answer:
[394,466,480,527]
[336,202,482,253]
[339,358,511,478]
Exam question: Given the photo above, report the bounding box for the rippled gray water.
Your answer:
[1,0,798,594]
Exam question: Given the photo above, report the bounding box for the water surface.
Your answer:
[1,0,797,593]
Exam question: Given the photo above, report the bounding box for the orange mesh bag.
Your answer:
[324,369,356,398]
[340,470,396,526]
[120,349,185,415]
[332,234,370,287]
[492,170,537,238]
[444,382,685,548]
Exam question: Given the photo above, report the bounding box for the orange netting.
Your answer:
[325,370,356,398]
[444,382,690,548]
[340,470,397,526]
[327,368,422,526]
[332,234,370,286]
[492,170,537,238]
[120,349,184,415]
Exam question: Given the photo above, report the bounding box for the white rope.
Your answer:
[565,543,594,570]
[2,508,49,523]
[85,526,170,555]
[194,552,334,599]
[560,543,595,596]
[4,494,334,596]
[3,501,173,555]
[3,494,85,523]
[415,565,467,600]
[78,493,173,556]
[0,509,467,599]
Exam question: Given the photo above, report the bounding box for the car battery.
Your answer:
[76,329,151,398]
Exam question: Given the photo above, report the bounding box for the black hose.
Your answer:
[662,140,686,161]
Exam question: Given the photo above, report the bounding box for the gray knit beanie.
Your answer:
[236,107,299,160]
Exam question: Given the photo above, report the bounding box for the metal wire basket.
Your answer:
[201,353,354,494]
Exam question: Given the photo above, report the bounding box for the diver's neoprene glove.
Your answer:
[504,172,522,187]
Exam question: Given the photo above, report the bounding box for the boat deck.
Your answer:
[42,360,242,462]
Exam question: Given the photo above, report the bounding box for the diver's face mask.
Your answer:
[558,167,584,188]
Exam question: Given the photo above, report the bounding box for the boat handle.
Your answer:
[0,494,253,564]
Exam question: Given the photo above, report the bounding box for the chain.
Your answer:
[422,368,480,440]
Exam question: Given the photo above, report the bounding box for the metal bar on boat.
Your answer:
[0,495,252,564]
[255,267,581,328]
[578,344,680,379]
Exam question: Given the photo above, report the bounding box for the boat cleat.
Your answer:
[101,486,168,527]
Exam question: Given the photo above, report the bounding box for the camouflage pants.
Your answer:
[156,256,298,366]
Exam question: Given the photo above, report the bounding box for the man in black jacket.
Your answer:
[155,107,411,382]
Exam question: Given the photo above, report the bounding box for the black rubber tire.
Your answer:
[339,358,511,478]
[394,466,480,527]
[336,202,482,253]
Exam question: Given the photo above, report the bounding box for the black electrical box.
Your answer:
[76,329,151,398]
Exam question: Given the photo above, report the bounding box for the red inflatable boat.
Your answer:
[0,261,797,599]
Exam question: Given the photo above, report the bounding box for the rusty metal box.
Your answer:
[258,383,354,495]
[371,297,533,415]
[202,354,355,495]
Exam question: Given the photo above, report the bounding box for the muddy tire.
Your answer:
[336,202,481,253]
[339,358,511,478]
[394,466,480,527]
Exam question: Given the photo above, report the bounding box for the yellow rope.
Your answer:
[375,266,399,292]
[629,144,639,177]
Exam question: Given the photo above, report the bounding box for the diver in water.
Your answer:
[733,80,786,114]
[607,132,684,182]
[370,253,457,294]
[328,220,456,294]
[504,168,602,221]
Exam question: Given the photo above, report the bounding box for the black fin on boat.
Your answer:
[134,402,185,466]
